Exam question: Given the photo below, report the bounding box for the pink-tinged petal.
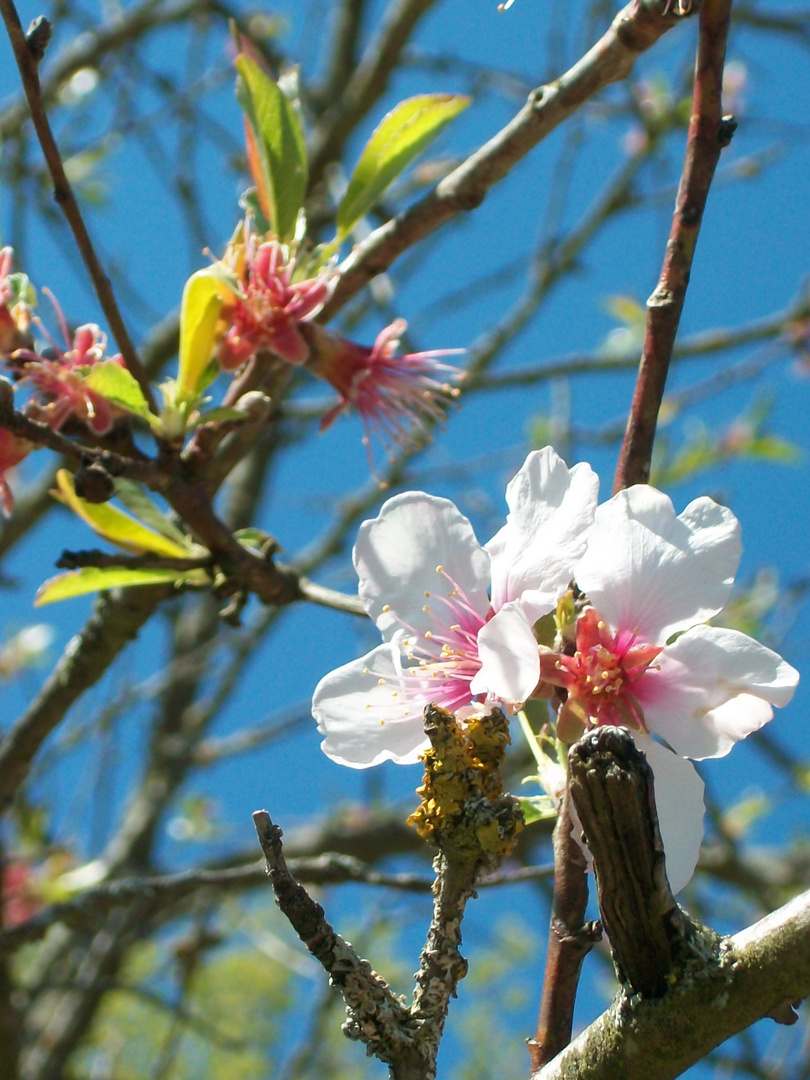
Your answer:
[313,643,428,767]
[574,487,741,643]
[642,625,799,759]
[354,492,490,639]
[470,601,540,704]
[634,736,704,894]
[266,321,310,365]
[487,448,599,622]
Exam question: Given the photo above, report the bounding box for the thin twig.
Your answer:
[0,0,156,410]
[613,0,735,491]
[530,781,601,1071]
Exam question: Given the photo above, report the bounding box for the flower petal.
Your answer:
[640,625,799,759]
[487,448,599,622]
[354,492,490,639]
[574,487,741,643]
[313,642,428,767]
[470,601,540,704]
[634,736,705,895]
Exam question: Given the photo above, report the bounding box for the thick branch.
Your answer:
[532,889,810,1080]
[568,728,697,997]
[614,0,734,491]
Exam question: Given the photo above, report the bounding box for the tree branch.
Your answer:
[322,0,690,320]
[532,889,810,1080]
[614,0,734,491]
[0,0,156,410]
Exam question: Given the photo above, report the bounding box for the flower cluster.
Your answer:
[312,447,799,891]
[212,228,464,462]
[13,322,125,435]
[218,236,334,369]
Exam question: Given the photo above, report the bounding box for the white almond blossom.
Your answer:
[544,485,799,891]
[313,447,598,767]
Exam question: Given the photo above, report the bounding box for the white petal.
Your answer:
[641,625,799,759]
[354,492,490,640]
[313,643,428,767]
[633,736,705,895]
[470,601,540,703]
[487,448,598,623]
[574,487,741,643]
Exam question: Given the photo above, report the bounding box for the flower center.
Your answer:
[370,566,487,717]
[553,607,663,734]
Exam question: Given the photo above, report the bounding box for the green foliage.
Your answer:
[651,398,801,488]
[235,55,308,243]
[337,94,471,241]
[176,270,225,402]
[75,941,292,1080]
[35,565,189,606]
[83,361,161,429]
[52,470,195,557]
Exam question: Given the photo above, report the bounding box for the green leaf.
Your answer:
[35,567,189,606]
[178,271,224,401]
[83,362,160,429]
[517,795,557,825]
[54,470,194,557]
[235,56,307,243]
[337,94,471,240]
[112,479,193,548]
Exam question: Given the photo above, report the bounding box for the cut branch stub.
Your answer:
[568,727,700,998]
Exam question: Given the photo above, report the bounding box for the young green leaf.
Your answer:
[35,566,192,606]
[54,470,194,557]
[113,478,193,548]
[235,55,307,243]
[83,362,161,429]
[337,93,471,240]
[178,271,223,400]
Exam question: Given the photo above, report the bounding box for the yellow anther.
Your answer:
[425,630,432,639]
[382,604,391,613]
[436,565,443,574]
[378,678,386,685]
[425,590,431,598]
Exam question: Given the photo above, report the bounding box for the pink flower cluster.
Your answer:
[14,322,125,436]
[218,238,333,369]
[215,237,464,459]
[0,249,128,515]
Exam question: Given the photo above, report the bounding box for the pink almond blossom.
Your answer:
[14,318,124,435]
[313,448,598,766]
[302,318,465,462]
[542,484,799,891]
[218,238,334,369]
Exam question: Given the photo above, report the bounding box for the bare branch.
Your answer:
[0,0,156,409]
[614,0,734,491]
[323,0,690,320]
[533,889,810,1080]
